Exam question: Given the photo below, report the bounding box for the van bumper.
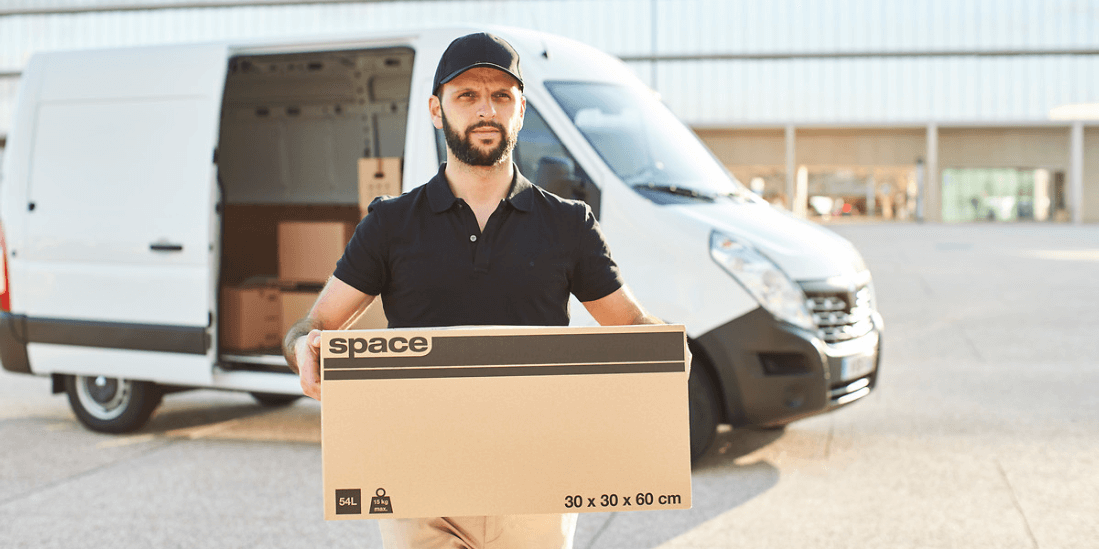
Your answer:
[0,312,31,374]
[694,307,882,428]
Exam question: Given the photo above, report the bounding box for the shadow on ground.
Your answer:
[140,390,298,434]
[574,427,784,549]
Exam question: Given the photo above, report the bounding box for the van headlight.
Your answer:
[709,231,816,330]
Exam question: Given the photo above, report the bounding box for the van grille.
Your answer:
[803,285,874,344]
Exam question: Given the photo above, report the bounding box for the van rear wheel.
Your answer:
[65,375,163,433]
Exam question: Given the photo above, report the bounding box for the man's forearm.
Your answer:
[631,310,663,325]
[283,316,323,374]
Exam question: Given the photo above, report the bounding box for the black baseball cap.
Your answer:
[432,32,524,96]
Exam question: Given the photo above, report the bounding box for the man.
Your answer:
[284,32,663,549]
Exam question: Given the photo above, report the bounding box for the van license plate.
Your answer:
[841,352,876,381]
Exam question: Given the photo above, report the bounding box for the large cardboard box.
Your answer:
[320,324,692,520]
[277,221,353,283]
[220,286,280,350]
[358,157,402,214]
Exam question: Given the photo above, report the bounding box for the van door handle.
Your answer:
[150,242,184,252]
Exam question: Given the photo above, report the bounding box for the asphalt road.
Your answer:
[1,223,1097,548]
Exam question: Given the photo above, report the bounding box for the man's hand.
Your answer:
[294,330,324,401]
[281,278,377,400]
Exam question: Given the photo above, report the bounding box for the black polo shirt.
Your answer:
[333,163,624,328]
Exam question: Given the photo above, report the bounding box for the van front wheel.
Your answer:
[688,357,721,463]
[65,375,163,433]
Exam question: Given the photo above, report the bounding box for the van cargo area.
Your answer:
[215,47,411,372]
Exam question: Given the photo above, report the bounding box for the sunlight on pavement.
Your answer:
[163,404,321,444]
[1019,249,1099,261]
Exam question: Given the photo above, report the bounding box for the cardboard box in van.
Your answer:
[345,298,389,330]
[358,157,402,214]
[279,289,320,336]
[220,286,280,350]
[280,288,389,334]
[277,221,354,283]
[320,324,692,520]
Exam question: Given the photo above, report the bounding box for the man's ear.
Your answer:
[429,94,443,130]
[516,95,526,131]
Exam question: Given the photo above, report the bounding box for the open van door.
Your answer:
[18,44,228,387]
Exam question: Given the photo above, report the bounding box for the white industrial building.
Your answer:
[2,0,1098,222]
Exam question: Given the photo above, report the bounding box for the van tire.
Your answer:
[688,356,721,463]
[64,375,163,434]
[250,392,301,407]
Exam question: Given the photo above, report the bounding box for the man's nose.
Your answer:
[476,97,496,118]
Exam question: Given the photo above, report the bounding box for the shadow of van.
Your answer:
[137,389,311,437]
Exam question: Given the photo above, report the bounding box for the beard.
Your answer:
[441,108,518,167]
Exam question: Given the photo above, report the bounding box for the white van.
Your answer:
[0,26,882,460]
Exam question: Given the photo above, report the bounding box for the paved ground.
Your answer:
[1,223,1097,548]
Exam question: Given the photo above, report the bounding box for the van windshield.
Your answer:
[545,81,753,205]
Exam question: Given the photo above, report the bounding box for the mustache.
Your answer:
[465,121,506,134]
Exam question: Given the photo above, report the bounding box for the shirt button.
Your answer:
[470,235,478,242]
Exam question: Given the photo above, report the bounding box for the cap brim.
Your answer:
[435,63,524,93]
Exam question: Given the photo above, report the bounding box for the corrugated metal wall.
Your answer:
[655,55,1099,124]
[2,0,1098,133]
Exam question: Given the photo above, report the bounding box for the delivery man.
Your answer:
[284,32,665,549]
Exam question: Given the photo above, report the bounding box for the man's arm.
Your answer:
[581,286,661,326]
[283,276,375,400]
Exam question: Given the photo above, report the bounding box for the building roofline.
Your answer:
[0,0,423,17]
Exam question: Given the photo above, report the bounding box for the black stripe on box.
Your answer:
[323,361,685,380]
[323,331,684,370]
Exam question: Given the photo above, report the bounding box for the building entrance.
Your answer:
[941,168,1064,222]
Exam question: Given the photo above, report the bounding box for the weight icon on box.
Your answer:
[370,488,393,514]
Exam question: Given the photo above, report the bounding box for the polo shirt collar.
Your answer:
[427,163,534,214]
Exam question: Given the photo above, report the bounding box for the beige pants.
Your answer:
[378,514,578,549]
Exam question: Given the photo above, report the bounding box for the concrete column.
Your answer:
[1071,122,1084,225]
[866,174,877,216]
[794,166,809,217]
[925,124,940,222]
[785,125,796,211]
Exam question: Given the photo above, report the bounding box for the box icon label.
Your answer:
[335,489,362,515]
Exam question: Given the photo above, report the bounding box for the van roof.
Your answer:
[30,24,641,88]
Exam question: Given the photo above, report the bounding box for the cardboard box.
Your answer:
[358,157,402,214]
[280,289,320,336]
[277,221,353,283]
[280,288,387,336]
[220,286,280,350]
[320,324,692,520]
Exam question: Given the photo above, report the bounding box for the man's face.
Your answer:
[431,67,525,167]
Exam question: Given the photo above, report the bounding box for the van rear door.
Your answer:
[19,44,228,385]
